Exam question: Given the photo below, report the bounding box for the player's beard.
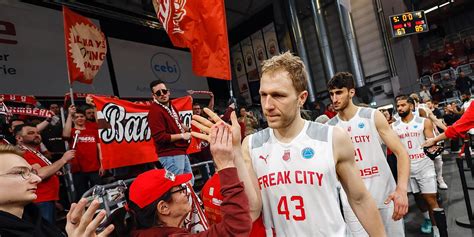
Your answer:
[398,110,410,118]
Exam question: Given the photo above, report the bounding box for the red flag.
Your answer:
[63,6,107,84]
[153,0,231,80]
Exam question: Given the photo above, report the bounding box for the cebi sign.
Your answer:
[150,52,181,83]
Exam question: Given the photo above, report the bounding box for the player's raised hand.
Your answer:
[191,108,242,147]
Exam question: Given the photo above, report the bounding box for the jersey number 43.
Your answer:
[277,196,306,221]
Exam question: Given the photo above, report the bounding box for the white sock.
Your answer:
[433,226,439,235]
[423,211,430,219]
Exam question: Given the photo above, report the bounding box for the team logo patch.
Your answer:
[301,147,315,159]
[282,150,291,162]
[347,126,352,132]
[413,125,418,129]
[358,122,365,129]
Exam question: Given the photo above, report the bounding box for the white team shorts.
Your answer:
[343,202,405,237]
[408,164,437,194]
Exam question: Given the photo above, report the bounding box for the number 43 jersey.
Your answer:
[249,121,347,237]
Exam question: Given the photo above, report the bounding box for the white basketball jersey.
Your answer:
[249,121,347,236]
[328,107,396,208]
[392,117,432,176]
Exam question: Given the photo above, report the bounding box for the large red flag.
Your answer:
[63,6,107,84]
[153,0,231,80]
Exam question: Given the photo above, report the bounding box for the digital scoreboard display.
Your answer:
[389,11,429,38]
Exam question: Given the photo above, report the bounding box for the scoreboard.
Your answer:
[389,11,429,38]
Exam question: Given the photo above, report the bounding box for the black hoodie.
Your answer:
[0,203,64,237]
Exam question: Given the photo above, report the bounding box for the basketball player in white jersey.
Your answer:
[191,52,385,236]
[405,94,447,191]
[392,95,442,237]
[327,72,410,237]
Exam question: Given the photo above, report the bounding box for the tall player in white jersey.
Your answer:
[392,95,442,237]
[326,72,410,237]
[192,52,385,236]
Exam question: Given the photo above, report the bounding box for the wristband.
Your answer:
[180,133,185,140]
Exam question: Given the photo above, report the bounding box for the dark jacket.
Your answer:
[130,168,252,237]
[0,203,64,237]
[147,102,189,157]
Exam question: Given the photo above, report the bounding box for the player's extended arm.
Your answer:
[420,107,447,130]
[374,110,409,220]
[334,127,386,236]
[424,119,435,139]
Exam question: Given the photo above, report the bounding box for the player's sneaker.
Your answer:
[421,218,432,234]
[438,179,448,190]
[433,226,440,237]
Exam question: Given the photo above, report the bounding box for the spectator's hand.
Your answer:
[209,123,234,169]
[182,132,191,141]
[86,95,95,106]
[69,105,77,115]
[62,150,76,163]
[66,198,114,237]
[99,165,105,176]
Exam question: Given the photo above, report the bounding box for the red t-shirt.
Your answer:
[202,173,266,236]
[23,150,59,203]
[70,127,100,172]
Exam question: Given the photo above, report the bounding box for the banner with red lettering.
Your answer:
[63,6,107,84]
[93,95,201,169]
[8,107,54,118]
[0,94,38,106]
[152,0,231,80]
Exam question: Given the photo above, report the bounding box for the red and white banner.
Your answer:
[93,95,201,169]
[0,94,38,106]
[63,6,107,84]
[152,0,231,80]
[8,107,54,118]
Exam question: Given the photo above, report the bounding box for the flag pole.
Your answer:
[63,6,75,106]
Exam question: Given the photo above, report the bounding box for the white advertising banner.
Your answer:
[0,2,113,96]
[107,37,209,98]
[231,44,246,78]
[263,23,280,58]
[241,37,257,74]
[251,30,267,76]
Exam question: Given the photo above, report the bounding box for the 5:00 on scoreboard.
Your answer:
[389,11,429,38]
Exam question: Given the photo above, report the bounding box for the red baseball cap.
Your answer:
[129,169,192,208]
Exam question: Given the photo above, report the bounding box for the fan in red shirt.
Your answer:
[63,105,103,201]
[14,124,75,224]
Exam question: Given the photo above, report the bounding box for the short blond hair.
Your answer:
[0,144,24,157]
[261,51,308,93]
